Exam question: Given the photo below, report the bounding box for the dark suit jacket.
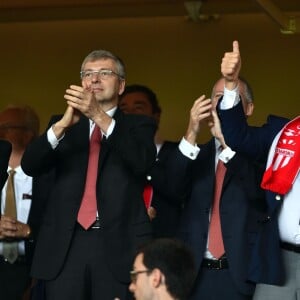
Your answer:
[0,140,11,190]
[167,139,265,295]
[218,101,290,285]
[25,171,55,265]
[147,141,182,238]
[21,108,157,283]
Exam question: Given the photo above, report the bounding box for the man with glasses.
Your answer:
[129,238,196,300]
[21,50,157,300]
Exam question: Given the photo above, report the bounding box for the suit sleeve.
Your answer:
[21,116,61,177]
[104,114,157,175]
[0,139,12,190]
[218,101,288,163]
[164,146,193,204]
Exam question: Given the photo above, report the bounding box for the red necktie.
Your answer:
[143,184,153,209]
[77,125,101,229]
[208,160,227,259]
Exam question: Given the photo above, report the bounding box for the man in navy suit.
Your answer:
[165,77,265,299]
[218,41,298,300]
[21,50,157,300]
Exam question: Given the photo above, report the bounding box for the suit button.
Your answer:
[146,175,152,181]
[275,195,281,201]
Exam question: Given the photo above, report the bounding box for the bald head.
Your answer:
[211,77,254,117]
[0,105,40,151]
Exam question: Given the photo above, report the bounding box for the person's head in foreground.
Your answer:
[129,238,196,300]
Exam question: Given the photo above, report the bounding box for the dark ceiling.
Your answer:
[0,0,299,23]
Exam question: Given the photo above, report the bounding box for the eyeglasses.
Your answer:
[80,69,123,80]
[130,269,151,283]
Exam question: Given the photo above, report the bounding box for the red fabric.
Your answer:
[77,126,101,229]
[261,116,300,195]
[208,160,226,259]
[143,184,153,209]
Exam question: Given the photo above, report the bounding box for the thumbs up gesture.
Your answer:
[221,41,241,89]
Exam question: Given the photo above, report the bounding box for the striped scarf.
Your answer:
[261,116,300,195]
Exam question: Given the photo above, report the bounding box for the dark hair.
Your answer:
[137,238,196,300]
[120,84,161,115]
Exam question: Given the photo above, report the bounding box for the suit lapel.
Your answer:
[98,108,123,170]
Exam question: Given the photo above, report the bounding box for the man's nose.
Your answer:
[91,73,100,82]
[129,282,135,293]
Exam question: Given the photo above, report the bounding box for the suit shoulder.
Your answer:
[267,114,289,125]
[119,113,157,131]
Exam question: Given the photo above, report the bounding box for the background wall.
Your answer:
[0,12,299,142]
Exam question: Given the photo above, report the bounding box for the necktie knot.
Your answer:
[8,169,15,176]
[91,125,101,143]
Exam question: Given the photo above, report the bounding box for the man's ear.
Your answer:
[118,80,126,95]
[153,112,161,126]
[245,102,254,117]
[151,268,164,288]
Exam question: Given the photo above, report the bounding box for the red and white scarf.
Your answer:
[261,116,300,195]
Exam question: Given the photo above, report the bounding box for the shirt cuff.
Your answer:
[47,126,64,149]
[179,137,200,160]
[219,146,236,163]
[220,85,240,110]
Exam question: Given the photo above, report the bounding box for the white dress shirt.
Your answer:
[0,166,32,255]
[179,136,236,259]
[47,106,117,148]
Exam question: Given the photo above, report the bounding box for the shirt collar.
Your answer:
[215,138,222,151]
[89,106,117,127]
[8,165,28,179]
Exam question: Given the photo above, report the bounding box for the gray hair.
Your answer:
[239,77,254,104]
[81,49,126,79]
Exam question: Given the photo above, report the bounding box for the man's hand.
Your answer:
[52,105,81,139]
[0,215,31,239]
[147,206,157,221]
[208,110,227,149]
[184,95,212,145]
[64,85,113,134]
[221,40,241,90]
[64,85,102,120]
